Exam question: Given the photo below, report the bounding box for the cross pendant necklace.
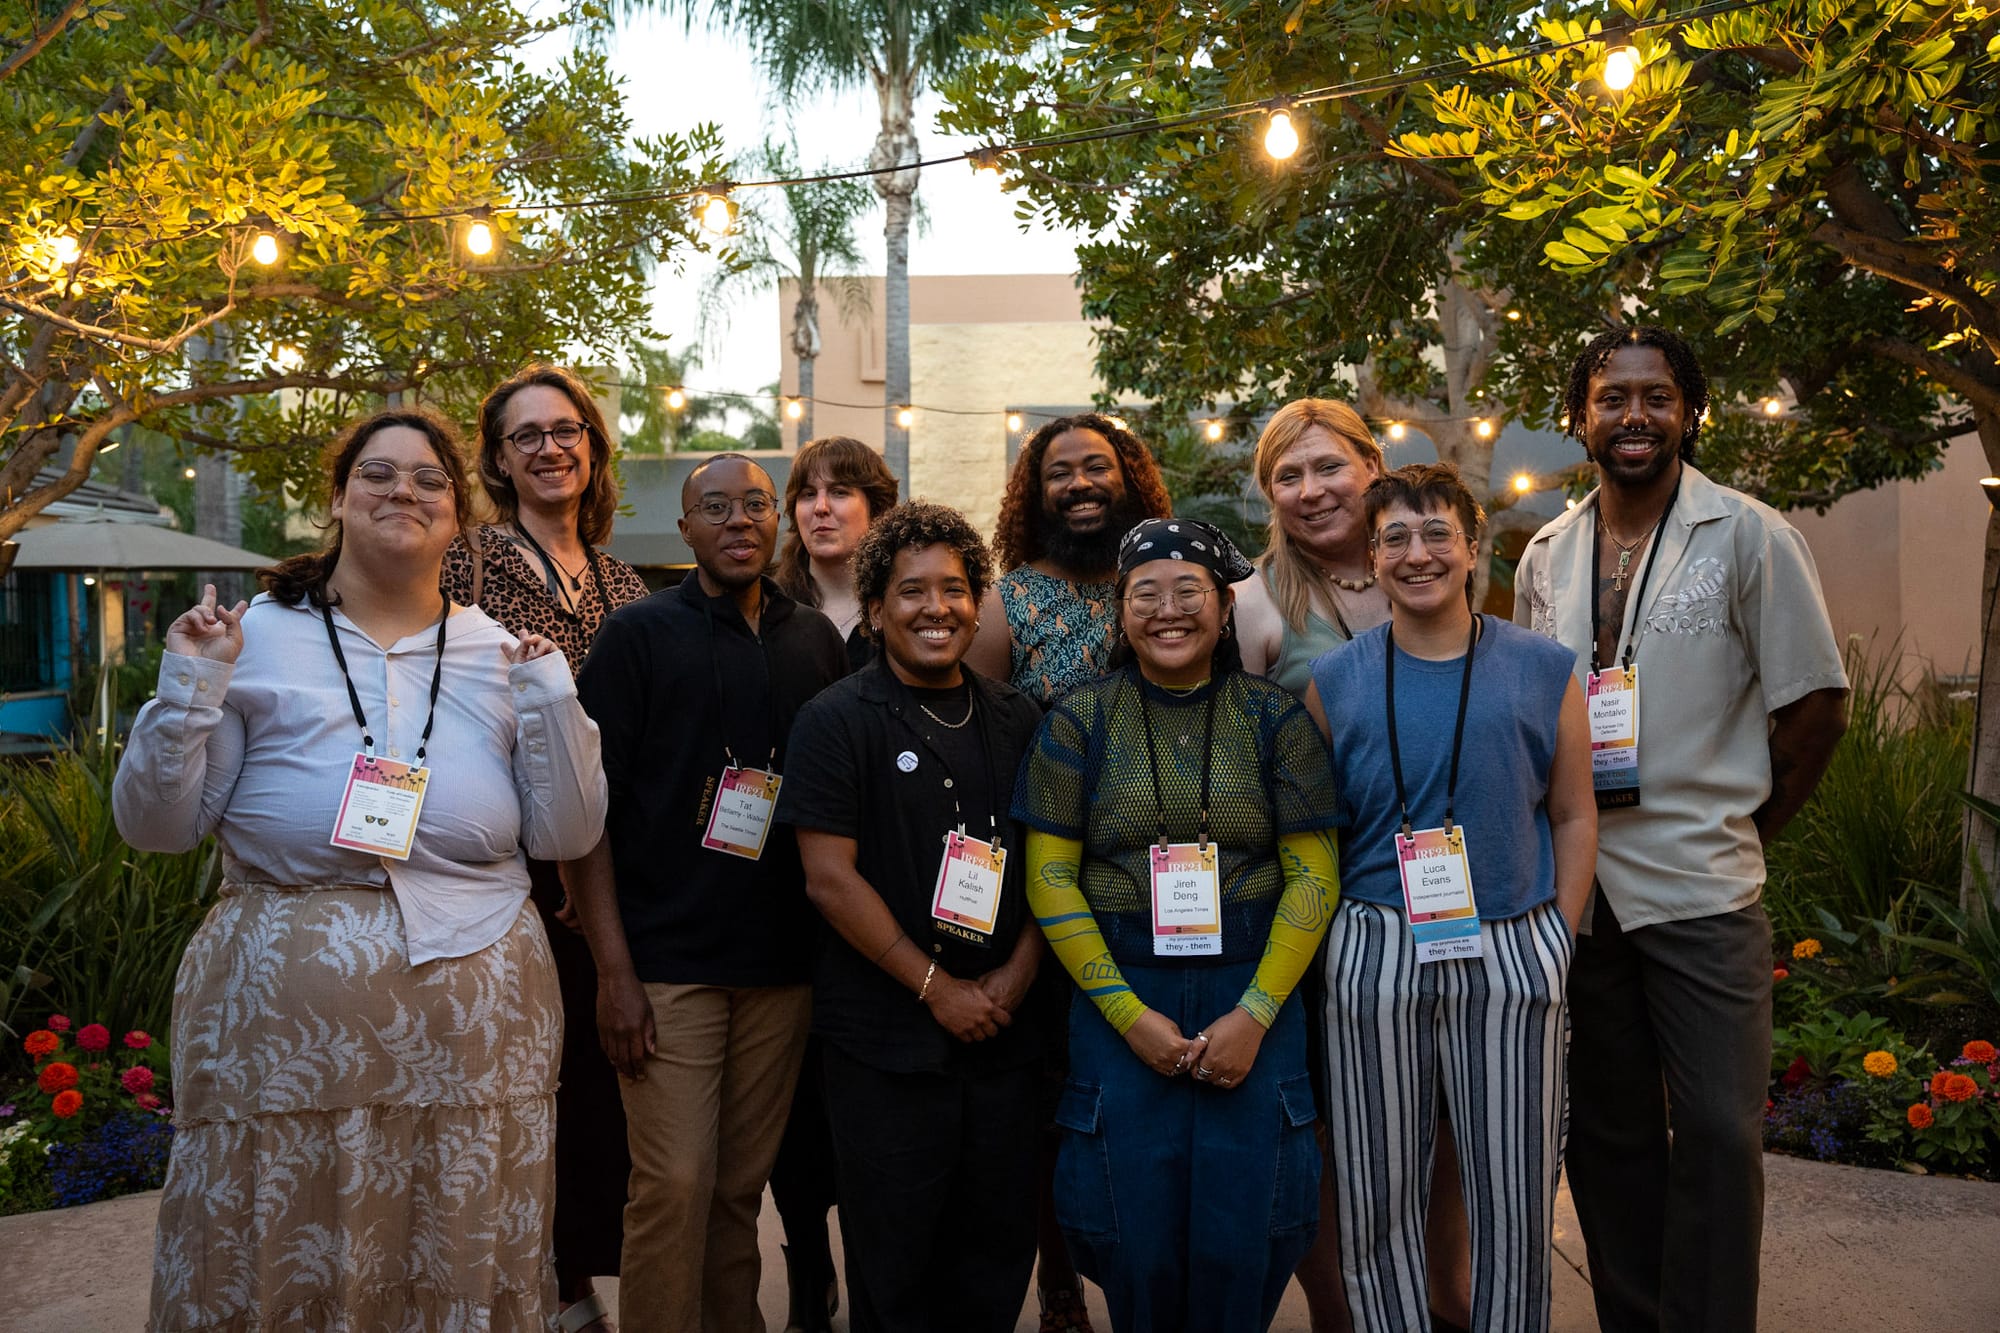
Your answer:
[1599,513,1646,593]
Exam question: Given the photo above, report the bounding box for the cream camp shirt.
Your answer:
[113,595,608,964]
[1512,464,1848,930]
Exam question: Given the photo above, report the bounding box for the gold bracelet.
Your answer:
[918,960,938,1003]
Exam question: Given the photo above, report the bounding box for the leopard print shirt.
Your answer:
[442,523,651,681]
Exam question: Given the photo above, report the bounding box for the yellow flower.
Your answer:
[1862,1050,1897,1078]
[1792,938,1823,961]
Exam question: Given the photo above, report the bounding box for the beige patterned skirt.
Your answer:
[150,881,562,1332]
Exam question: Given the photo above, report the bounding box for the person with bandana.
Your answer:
[1013,518,1342,1333]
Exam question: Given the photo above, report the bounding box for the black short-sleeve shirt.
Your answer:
[576,574,847,986]
[778,660,1046,1074]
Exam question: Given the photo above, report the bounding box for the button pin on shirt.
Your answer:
[896,751,919,773]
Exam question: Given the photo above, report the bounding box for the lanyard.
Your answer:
[900,675,1006,846]
[1589,474,1681,675]
[1132,670,1220,850]
[512,521,604,616]
[700,588,778,771]
[321,601,447,763]
[1384,615,1480,840]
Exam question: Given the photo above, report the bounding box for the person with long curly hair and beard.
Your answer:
[965,413,1173,709]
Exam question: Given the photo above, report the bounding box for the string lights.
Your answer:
[49,233,80,265]
[784,397,804,420]
[1761,397,1785,416]
[465,207,496,257]
[1006,412,1023,432]
[251,229,280,265]
[665,387,687,411]
[1602,43,1644,91]
[1263,104,1301,161]
[696,189,739,236]
[896,406,916,428]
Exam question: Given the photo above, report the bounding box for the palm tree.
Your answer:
[702,140,873,443]
[626,0,992,485]
[620,341,728,452]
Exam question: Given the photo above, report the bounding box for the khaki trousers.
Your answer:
[618,982,813,1333]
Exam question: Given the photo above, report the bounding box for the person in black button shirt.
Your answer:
[566,453,847,1333]
[779,502,1047,1333]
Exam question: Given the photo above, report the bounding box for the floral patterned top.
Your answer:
[999,564,1118,706]
[442,523,651,681]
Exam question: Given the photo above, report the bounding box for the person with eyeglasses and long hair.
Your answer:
[114,407,608,1330]
[1013,517,1342,1333]
[441,364,652,1333]
[1302,464,1594,1332]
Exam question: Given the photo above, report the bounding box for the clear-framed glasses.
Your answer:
[1122,585,1214,618]
[1374,518,1466,559]
[503,421,588,455]
[351,460,453,500]
[685,492,778,525]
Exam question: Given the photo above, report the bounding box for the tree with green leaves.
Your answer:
[0,0,729,573]
[635,0,991,484]
[701,140,873,442]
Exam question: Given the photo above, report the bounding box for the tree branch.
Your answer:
[1864,337,2000,416]
[0,0,91,82]
[64,0,223,168]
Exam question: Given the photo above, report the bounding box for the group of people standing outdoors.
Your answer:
[113,324,1850,1333]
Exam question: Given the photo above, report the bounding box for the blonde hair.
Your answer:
[1252,399,1387,634]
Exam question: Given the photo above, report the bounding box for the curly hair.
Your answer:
[1561,326,1710,463]
[475,364,621,546]
[261,406,475,608]
[772,436,900,607]
[851,502,993,641]
[991,412,1173,571]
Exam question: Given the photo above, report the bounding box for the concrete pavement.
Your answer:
[3,1155,1993,1330]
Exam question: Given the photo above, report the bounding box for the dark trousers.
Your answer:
[529,858,629,1293]
[821,1043,1040,1333]
[1565,892,1773,1332]
[769,1034,839,1271]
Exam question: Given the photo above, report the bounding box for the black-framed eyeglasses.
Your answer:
[1373,519,1466,559]
[685,493,777,524]
[351,460,453,500]
[503,421,588,455]
[1122,585,1214,618]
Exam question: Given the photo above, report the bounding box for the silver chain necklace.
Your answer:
[919,695,975,730]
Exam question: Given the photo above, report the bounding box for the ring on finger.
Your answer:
[1218,1076,1232,1087]
[1195,1065,1213,1078]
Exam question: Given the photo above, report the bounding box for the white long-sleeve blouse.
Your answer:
[112,594,608,964]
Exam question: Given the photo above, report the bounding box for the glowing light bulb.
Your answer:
[83,575,97,587]
[1387,422,1406,441]
[666,387,686,411]
[969,151,1003,187]
[1475,418,1495,438]
[897,406,915,429]
[1603,45,1642,92]
[251,231,280,265]
[49,233,80,265]
[1565,498,1579,511]
[1505,309,1522,321]
[697,193,737,236]
[1264,108,1300,161]
[1006,413,1023,433]
[274,344,304,369]
[1204,421,1225,442]
[183,466,198,479]
[1762,397,1784,416]
[465,220,494,256]
[784,397,804,421]
[1512,472,1534,494]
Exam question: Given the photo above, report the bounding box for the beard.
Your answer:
[1037,490,1146,577]
[1585,430,1680,488]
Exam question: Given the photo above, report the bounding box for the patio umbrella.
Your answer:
[9,518,274,571]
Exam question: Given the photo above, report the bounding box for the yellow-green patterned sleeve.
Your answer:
[1026,829,1149,1035]
[1238,827,1341,1028]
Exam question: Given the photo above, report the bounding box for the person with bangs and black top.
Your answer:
[778,502,1047,1333]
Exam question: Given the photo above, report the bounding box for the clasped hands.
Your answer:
[1124,1004,1266,1090]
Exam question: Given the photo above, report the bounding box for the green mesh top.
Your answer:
[1011,665,1339,966]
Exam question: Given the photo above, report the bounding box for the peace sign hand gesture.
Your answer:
[164,584,249,665]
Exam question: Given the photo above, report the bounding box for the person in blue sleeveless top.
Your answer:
[1303,463,1596,1332]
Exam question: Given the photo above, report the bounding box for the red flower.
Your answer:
[1782,1055,1812,1088]
[22,1031,58,1059]
[50,1090,82,1119]
[122,1031,152,1050]
[1773,967,1790,981]
[1963,1040,1997,1065]
[75,1024,110,1053]
[134,1093,162,1112]
[120,1066,155,1096]
[37,1062,79,1095]
[47,1015,70,1033]
[1907,1103,1934,1129]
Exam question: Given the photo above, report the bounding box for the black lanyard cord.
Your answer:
[701,588,779,772]
[1384,615,1480,840]
[512,521,604,616]
[1133,670,1220,850]
[901,675,1006,845]
[1589,473,1681,675]
[321,601,447,764]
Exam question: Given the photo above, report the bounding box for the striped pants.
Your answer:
[1324,899,1573,1332]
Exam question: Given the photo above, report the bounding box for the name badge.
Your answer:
[330,752,430,860]
[1587,665,1642,809]
[702,766,782,860]
[1150,842,1221,957]
[1396,826,1483,963]
[932,830,1004,943]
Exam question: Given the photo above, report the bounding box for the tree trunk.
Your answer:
[871,65,921,489]
[1967,404,2000,905]
[792,283,821,443]
[798,352,816,444]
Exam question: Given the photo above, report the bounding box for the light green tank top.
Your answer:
[1263,569,1353,698]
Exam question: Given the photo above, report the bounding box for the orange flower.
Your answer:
[22,1030,58,1059]
[1907,1103,1934,1129]
[1862,1051,1898,1078]
[1773,967,1790,981]
[1939,1073,1979,1103]
[1792,938,1822,961]
[37,1061,78,1095]
[50,1090,82,1119]
[1963,1040,1997,1065]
